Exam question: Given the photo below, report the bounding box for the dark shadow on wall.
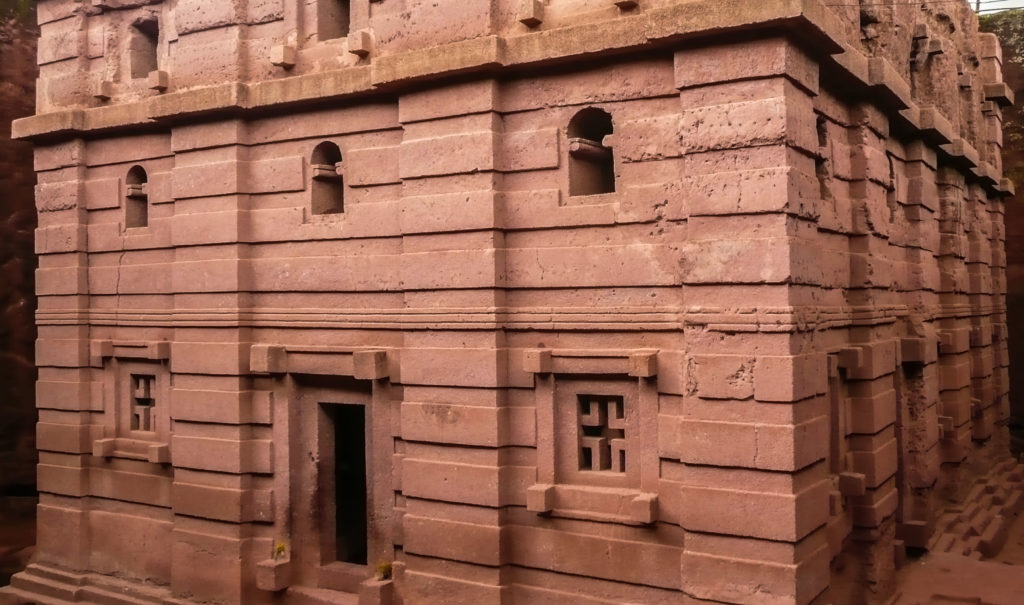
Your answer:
[0,0,37,587]
[981,10,1024,453]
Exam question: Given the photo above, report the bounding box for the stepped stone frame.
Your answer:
[90,339,173,463]
[4,1,1022,604]
[525,349,661,526]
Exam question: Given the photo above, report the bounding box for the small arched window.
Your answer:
[129,18,159,79]
[125,165,149,229]
[311,142,344,215]
[318,0,351,41]
[568,108,615,197]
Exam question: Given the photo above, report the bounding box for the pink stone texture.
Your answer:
[2,1,1020,604]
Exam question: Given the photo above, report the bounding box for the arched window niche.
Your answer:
[568,108,616,197]
[125,165,149,229]
[310,141,345,216]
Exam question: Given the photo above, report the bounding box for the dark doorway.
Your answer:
[326,403,367,566]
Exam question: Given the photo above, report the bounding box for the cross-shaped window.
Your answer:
[131,374,156,432]
[578,395,627,473]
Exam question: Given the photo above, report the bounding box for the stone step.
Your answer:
[979,514,1009,558]
[23,564,87,588]
[285,586,360,605]
[937,511,959,532]
[80,569,174,605]
[994,458,1016,474]
[79,585,166,605]
[9,571,80,602]
[959,501,982,525]
[1004,490,1024,516]
[967,510,994,538]
[933,532,957,553]
[954,524,972,541]
[0,584,74,605]
[963,483,987,509]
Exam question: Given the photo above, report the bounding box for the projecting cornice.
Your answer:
[13,0,845,140]
[11,0,1012,196]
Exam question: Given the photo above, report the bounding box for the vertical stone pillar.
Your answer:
[936,167,973,475]
[895,141,942,550]
[31,3,108,581]
[839,103,902,596]
[988,190,1011,441]
[167,120,257,603]
[673,38,830,605]
[395,80,509,602]
[965,183,997,445]
[977,32,1012,451]
[32,139,95,570]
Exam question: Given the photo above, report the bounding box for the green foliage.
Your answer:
[273,542,287,560]
[376,561,393,581]
[981,9,1024,63]
[0,0,33,22]
[980,9,1024,191]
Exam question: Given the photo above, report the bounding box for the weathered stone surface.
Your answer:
[2,2,1019,605]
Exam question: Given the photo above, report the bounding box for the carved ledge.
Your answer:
[519,0,543,28]
[522,348,659,376]
[148,70,169,92]
[249,344,390,380]
[359,577,395,605]
[527,483,659,525]
[94,80,113,101]
[92,437,170,463]
[90,339,170,367]
[256,558,291,592]
[984,82,1014,107]
[347,29,373,58]
[270,45,296,69]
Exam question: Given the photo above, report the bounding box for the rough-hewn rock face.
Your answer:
[0,5,38,496]
[1,2,1020,605]
[980,10,1024,451]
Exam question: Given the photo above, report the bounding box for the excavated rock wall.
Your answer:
[980,10,1024,451]
[0,2,1018,605]
[0,3,37,496]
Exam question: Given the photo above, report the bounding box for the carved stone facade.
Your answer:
[2,1,1021,604]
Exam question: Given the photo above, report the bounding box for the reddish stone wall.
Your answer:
[980,10,1024,451]
[0,6,37,495]
[1,2,1019,605]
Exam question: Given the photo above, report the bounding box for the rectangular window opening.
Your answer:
[129,19,159,79]
[318,0,351,41]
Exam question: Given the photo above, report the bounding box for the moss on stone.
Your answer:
[0,0,33,22]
